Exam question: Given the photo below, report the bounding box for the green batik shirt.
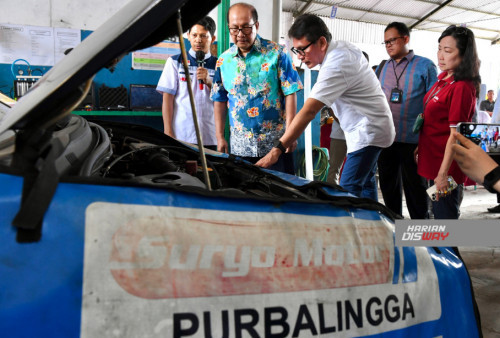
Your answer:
[210,35,302,157]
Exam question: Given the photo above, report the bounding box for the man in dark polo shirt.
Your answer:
[480,90,495,117]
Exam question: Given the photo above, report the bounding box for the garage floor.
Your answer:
[393,185,500,338]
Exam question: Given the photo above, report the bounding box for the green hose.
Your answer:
[297,146,330,181]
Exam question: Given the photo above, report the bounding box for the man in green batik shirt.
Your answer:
[210,2,302,173]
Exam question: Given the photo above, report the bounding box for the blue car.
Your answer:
[0,0,481,337]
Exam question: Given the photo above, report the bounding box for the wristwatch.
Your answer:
[273,139,286,153]
[483,166,500,194]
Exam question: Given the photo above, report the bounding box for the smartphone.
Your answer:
[426,176,458,201]
[457,122,500,155]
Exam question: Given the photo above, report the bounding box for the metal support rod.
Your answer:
[303,67,313,181]
[176,9,212,190]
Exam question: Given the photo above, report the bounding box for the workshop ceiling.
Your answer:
[282,0,500,43]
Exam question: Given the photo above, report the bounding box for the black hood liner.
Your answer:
[11,0,220,131]
[133,0,220,51]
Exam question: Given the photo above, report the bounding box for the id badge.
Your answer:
[390,88,403,103]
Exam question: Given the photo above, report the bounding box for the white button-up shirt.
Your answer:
[157,49,217,145]
[310,41,395,153]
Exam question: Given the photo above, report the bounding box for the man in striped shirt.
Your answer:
[377,22,438,219]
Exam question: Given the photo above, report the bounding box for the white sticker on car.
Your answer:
[81,202,441,337]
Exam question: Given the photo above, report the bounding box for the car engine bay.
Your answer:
[0,114,318,201]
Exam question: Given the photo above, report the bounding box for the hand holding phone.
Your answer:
[426,176,458,201]
[456,122,500,154]
[452,133,499,184]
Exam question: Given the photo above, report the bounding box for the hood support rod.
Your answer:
[176,9,212,190]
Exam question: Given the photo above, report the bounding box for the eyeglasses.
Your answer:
[228,23,256,36]
[290,41,314,56]
[382,36,404,46]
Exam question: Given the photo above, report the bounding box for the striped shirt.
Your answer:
[378,51,437,143]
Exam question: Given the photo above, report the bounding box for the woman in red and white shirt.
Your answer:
[417,25,481,219]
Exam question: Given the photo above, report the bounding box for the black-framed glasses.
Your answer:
[291,41,314,56]
[228,23,256,36]
[382,36,404,46]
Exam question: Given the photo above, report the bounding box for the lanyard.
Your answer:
[423,80,455,113]
[392,59,410,89]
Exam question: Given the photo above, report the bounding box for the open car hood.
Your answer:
[0,0,220,135]
[0,0,400,227]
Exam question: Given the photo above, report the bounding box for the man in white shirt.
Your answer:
[257,14,395,200]
[157,17,217,148]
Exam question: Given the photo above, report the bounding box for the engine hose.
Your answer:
[297,146,330,181]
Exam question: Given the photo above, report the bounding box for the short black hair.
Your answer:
[288,14,331,43]
[190,16,216,37]
[227,3,258,24]
[385,22,410,37]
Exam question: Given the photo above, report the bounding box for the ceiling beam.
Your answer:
[289,0,500,21]
[284,0,499,40]
[415,21,499,34]
[413,0,500,19]
[356,0,386,22]
[290,0,422,21]
[409,0,454,29]
[294,0,315,17]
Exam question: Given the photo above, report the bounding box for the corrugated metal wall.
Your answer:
[282,11,385,44]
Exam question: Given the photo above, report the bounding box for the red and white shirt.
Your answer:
[418,72,476,184]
